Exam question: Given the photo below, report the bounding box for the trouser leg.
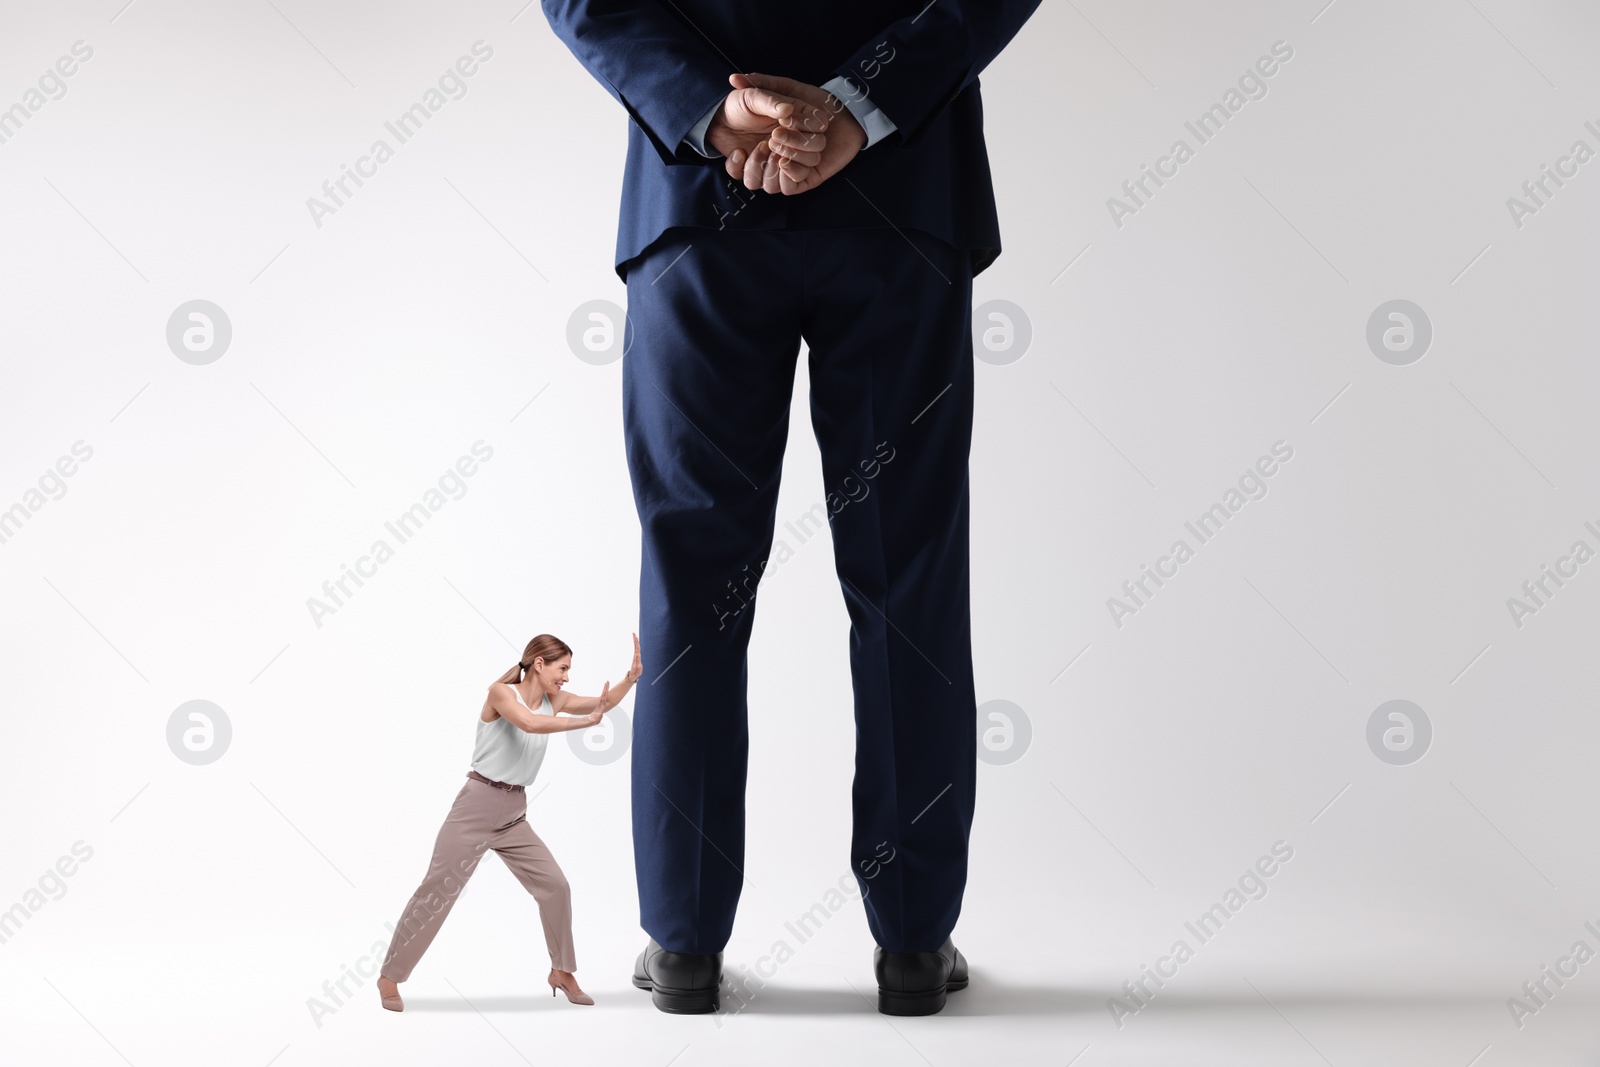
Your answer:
[622,229,805,953]
[799,227,978,953]
[380,780,499,982]
[492,814,578,972]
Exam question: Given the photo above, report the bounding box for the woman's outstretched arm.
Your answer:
[487,685,604,734]
[554,632,643,715]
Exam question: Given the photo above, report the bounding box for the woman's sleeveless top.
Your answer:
[470,685,553,786]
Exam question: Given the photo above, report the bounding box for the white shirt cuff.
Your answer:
[684,98,722,158]
[821,75,896,149]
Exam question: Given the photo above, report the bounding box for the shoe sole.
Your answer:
[878,974,968,1016]
[632,973,718,1014]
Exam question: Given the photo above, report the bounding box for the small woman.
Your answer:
[376,632,643,1010]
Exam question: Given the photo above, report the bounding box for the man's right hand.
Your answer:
[734,72,865,197]
[706,74,830,194]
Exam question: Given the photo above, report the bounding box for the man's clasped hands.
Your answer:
[705,72,868,196]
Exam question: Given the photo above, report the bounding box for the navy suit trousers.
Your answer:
[622,225,977,955]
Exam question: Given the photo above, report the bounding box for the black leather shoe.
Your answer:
[631,937,722,1014]
[874,936,968,1016]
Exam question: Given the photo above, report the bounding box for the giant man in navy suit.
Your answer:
[541,0,1042,1010]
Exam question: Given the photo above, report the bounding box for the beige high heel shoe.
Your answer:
[377,978,404,1012]
[548,970,594,1005]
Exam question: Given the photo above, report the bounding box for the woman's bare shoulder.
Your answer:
[481,683,514,722]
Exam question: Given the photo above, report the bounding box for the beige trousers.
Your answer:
[381,774,577,982]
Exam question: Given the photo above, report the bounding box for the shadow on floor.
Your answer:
[399,971,1522,1015]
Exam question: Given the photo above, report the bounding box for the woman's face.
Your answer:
[538,655,571,693]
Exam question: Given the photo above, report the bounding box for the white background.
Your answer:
[2,1,1598,1064]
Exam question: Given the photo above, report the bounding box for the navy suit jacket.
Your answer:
[540,0,1042,281]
